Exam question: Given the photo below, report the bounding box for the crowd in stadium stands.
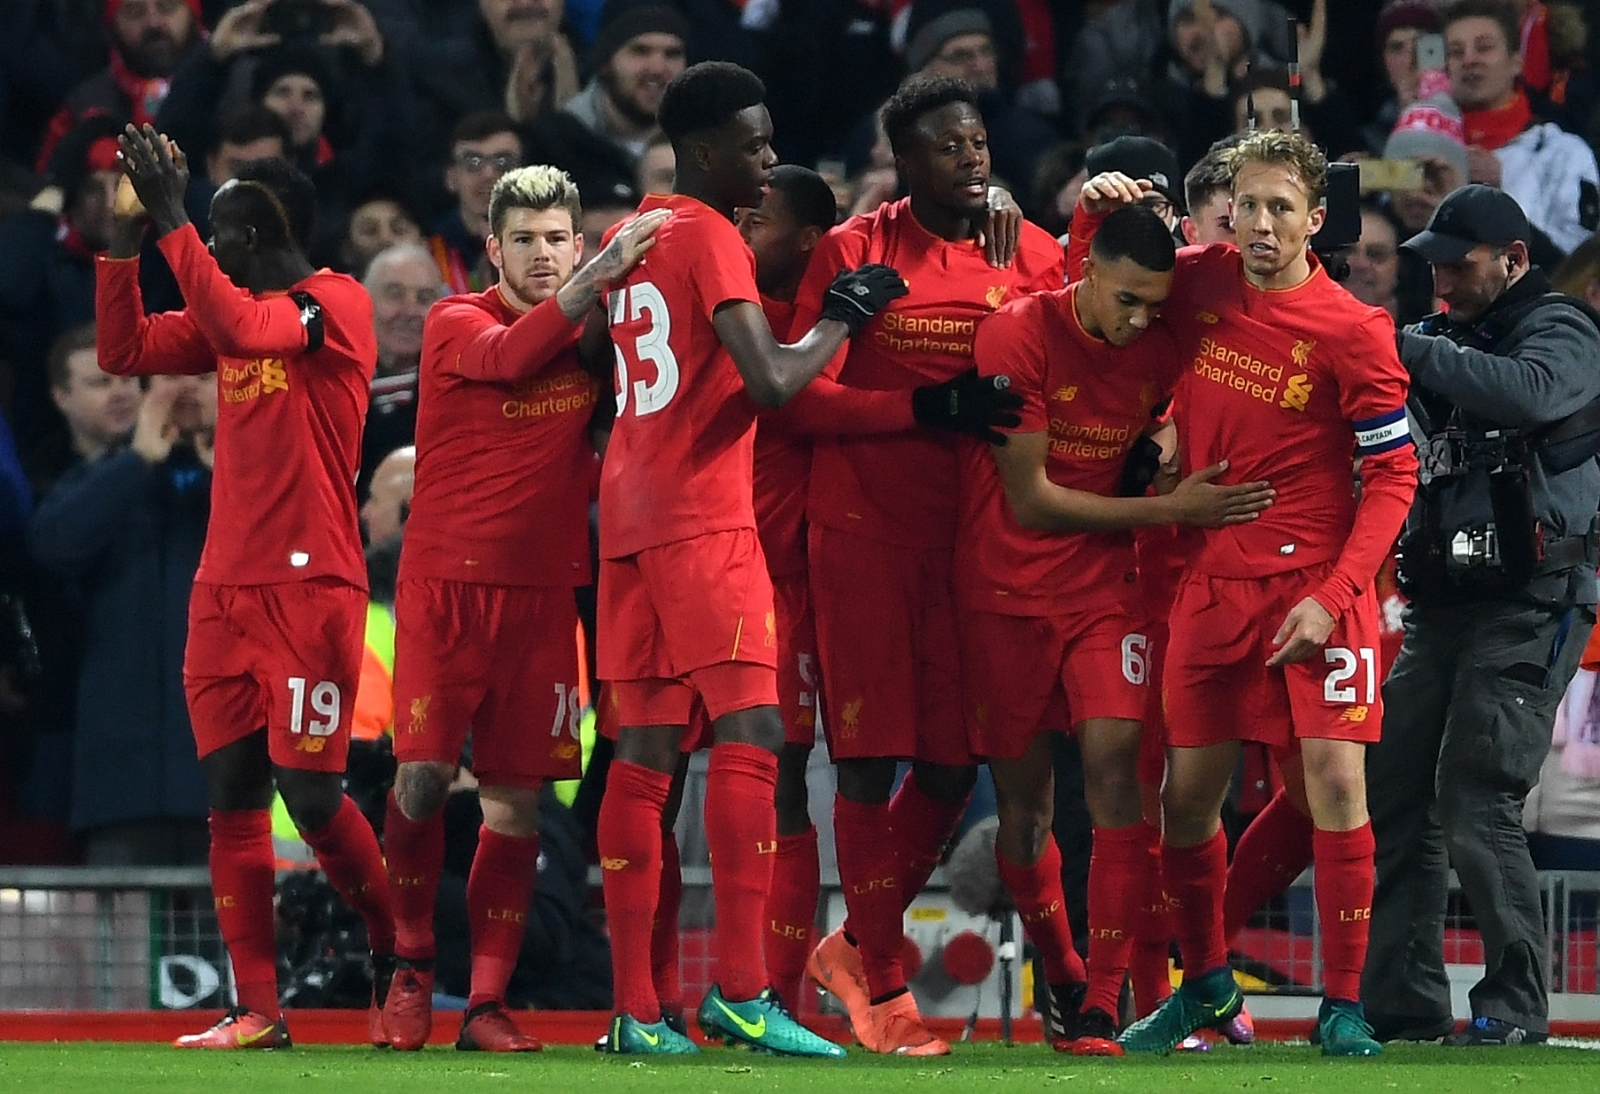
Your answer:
[4,0,1600,1057]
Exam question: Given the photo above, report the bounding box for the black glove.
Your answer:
[820,263,908,333]
[1118,434,1164,496]
[911,367,1023,445]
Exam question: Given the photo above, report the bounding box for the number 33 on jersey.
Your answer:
[598,194,765,561]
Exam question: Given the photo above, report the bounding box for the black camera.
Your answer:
[263,0,332,42]
[1310,161,1361,280]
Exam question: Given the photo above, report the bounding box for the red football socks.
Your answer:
[1084,824,1146,1015]
[1162,827,1229,978]
[302,795,396,955]
[1224,789,1316,945]
[383,790,445,961]
[653,830,683,1015]
[1314,822,1376,1003]
[704,742,779,1002]
[466,827,540,1010]
[887,771,968,903]
[598,760,671,1022]
[995,835,1086,988]
[834,794,906,998]
[765,826,821,1009]
[1129,823,1173,1016]
[208,809,280,1019]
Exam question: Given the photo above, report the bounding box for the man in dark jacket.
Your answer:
[1366,185,1600,1046]
[30,370,214,865]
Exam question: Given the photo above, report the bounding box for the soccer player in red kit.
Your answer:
[739,164,845,1011]
[792,76,1064,1056]
[964,205,1276,1055]
[1069,131,1419,1057]
[377,167,668,1052]
[97,127,395,1049]
[594,61,906,1057]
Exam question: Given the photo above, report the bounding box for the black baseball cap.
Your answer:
[1084,135,1183,212]
[1402,183,1530,264]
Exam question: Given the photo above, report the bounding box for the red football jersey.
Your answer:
[752,295,809,579]
[958,286,1184,615]
[96,224,372,587]
[599,194,763,558]
[793,198,1065,550]
[1161,247,1414,575]
[400,287,598,586]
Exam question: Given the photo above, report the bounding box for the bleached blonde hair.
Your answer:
[488,165,583,238]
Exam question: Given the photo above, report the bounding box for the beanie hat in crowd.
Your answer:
[250,45,338,104]
[1385,92,1469,182]
[906,8,994,73]
[1168,0,1263,48]
[1375,0,1441,49]
[106,0,202,23]
[590,0,690,70]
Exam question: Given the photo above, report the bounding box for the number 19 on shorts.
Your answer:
[287,677,341,753]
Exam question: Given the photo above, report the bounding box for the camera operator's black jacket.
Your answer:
[1398,270,1600,606]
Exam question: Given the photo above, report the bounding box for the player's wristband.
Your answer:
[290,290,325,353]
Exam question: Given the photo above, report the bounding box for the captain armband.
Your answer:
[290,290,325,353]
[1354,408,1413,456]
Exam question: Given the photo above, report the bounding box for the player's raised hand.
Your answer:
[1164,461,1274,526]
[821,263,909,334]
[978,186,1021,270]
[118,125,189,235]
[911,367,1024,445]
[1267,597,1338,668]
[1079,171,1152,216]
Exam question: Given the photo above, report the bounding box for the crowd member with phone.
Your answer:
[1363,1,1445,155]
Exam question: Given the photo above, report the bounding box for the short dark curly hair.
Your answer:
[879,76,981,158]
[222,156,318,250]
[657,61,765,144]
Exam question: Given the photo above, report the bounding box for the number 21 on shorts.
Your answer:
[610,281,680,418]
[287,676,341,752]
[1323,646,1377,704]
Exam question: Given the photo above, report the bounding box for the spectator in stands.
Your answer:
[1179,136,1237,245]
[32,325,142,495]
[1346,198,1434,326]
[426,111,523,293]
[339,187,424,277]
[358,246,444,500]
[1444,0,1600,253]
[156,0,411,261]
[0,115,124,450]
[32,360,214,866]
[404,0,583,210]
[353,445,413,743]
[361,445,414,553]
[1383,91,1471,240]
[1553,233,1600,307]
[524,0,688,213]
[635,133,674,196]
[35,0,205,171]
[1363,0,1445,154]
[202,106,290,191]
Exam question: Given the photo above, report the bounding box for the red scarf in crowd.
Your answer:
[108,49,172,130]
[1462,88,1534,150]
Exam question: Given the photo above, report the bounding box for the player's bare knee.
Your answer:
[836,758,896,804]
[911,761,977,804]
[200,732,274,811]
[394,761,454,821]
[616,726,682,774]
[276,769,344,836]
[712,705,783,754]
[775,749,812,832]
[479,784,541,838]
[995,797,1050,865]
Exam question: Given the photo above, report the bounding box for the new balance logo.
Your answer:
[1340,705,1370,723]
[1053,385,1078,402]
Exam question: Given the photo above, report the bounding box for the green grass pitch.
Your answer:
[1,1042,1596,1094]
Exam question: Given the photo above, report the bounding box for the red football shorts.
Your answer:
[184,578,365,773]
[774,573,821,747]
[1163,564,1385,750]
[593,682,714,753]
[390,578,583,786]
[809,526,967,766]
[598,528,779,728]
[1137,613,1172,787]
[960,604,1149,761]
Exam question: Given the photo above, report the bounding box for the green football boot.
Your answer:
[599,1013,700,1055]
[1318,999,1383,1057]
[697,986,847,1057]
[1116,967,1243,1054]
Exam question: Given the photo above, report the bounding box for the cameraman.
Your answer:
[1364,185,1600,1047]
